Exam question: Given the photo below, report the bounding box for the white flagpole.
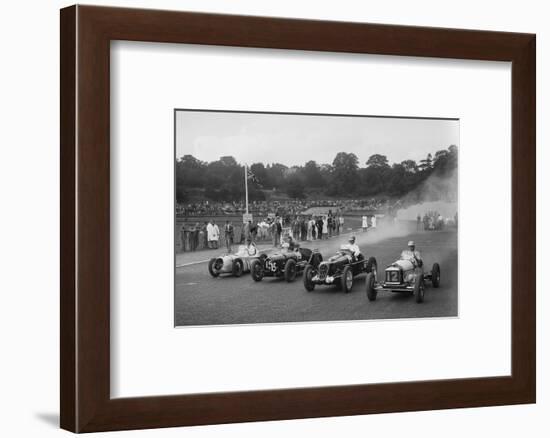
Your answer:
[244,164,249,215]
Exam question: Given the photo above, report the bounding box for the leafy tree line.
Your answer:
[176,145,457,203]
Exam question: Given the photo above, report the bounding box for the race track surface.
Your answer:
[175,227,458,326]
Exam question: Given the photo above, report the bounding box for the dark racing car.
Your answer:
[302,246,377,293]
[250,246,322,283]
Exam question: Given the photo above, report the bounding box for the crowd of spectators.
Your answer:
[177,211,350,254]
[177,198,459,253]
[176,197,389,218]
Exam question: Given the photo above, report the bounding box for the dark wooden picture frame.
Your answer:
[60,5,536,433]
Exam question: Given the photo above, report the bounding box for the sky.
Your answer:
[175,110,459,167]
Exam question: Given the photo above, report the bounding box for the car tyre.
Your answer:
[284,258,297,282]
[232,258,244,277]
[208,258,221,277]
[251,260,264,282]
[366,256,377,275]
[431,263,441,288]
[341,265,353,293]
[303,264,315,292]
[365,272,377,301]
[414,274,425,303]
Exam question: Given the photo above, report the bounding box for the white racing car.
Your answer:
[208,245,263,278]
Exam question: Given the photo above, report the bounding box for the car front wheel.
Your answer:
[341,265,353,293]
[303,264,315,292]
[208,258,221,277]
[365,272,377,301]
[366,257,377,278]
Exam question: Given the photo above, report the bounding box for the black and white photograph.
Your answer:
[175,110,459,326]
[1,0,543,436]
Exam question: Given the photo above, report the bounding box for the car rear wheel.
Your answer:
[232,259,244,277]
[284,258,297,282]
[431,263,441,287]
[365,272,377,301]
[414,274,425,303]
[208,258,221,277]
[341,266,353,293]
[251,260,264,282]
[303,264,315,292]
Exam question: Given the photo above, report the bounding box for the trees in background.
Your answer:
[176,145,458,203]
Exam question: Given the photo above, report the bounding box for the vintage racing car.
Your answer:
[365,258,440,303]
[303,246,377,293]
[250,247,322,282]
[208,245,262,278]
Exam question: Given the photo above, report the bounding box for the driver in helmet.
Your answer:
[344,236,361,259]
[236,238,258,256]
[400,240,423,267]
[281,234,300,251]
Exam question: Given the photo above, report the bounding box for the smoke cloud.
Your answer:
[396,168,458,221]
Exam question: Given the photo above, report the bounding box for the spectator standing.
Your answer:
[266,218,273,240]
[250,221,258,243]
[307,217,313,241]
[292,217,300,240]
[322,216,328,239]
[211,220,220,249]
[371,215,377,229]
[257,220,267,241]
[206,221,214,248]
[272,217,282,247]
[191,222,200,251]
[300,217,307,241]
[417,214,422,231]
[243,220,251,243]
[316,217,323,240]
[201,221,208,249]
[339,215,345,234]
[180,224,188,252]
[224,220,234,253]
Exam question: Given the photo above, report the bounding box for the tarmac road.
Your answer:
[174,226,458,326]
